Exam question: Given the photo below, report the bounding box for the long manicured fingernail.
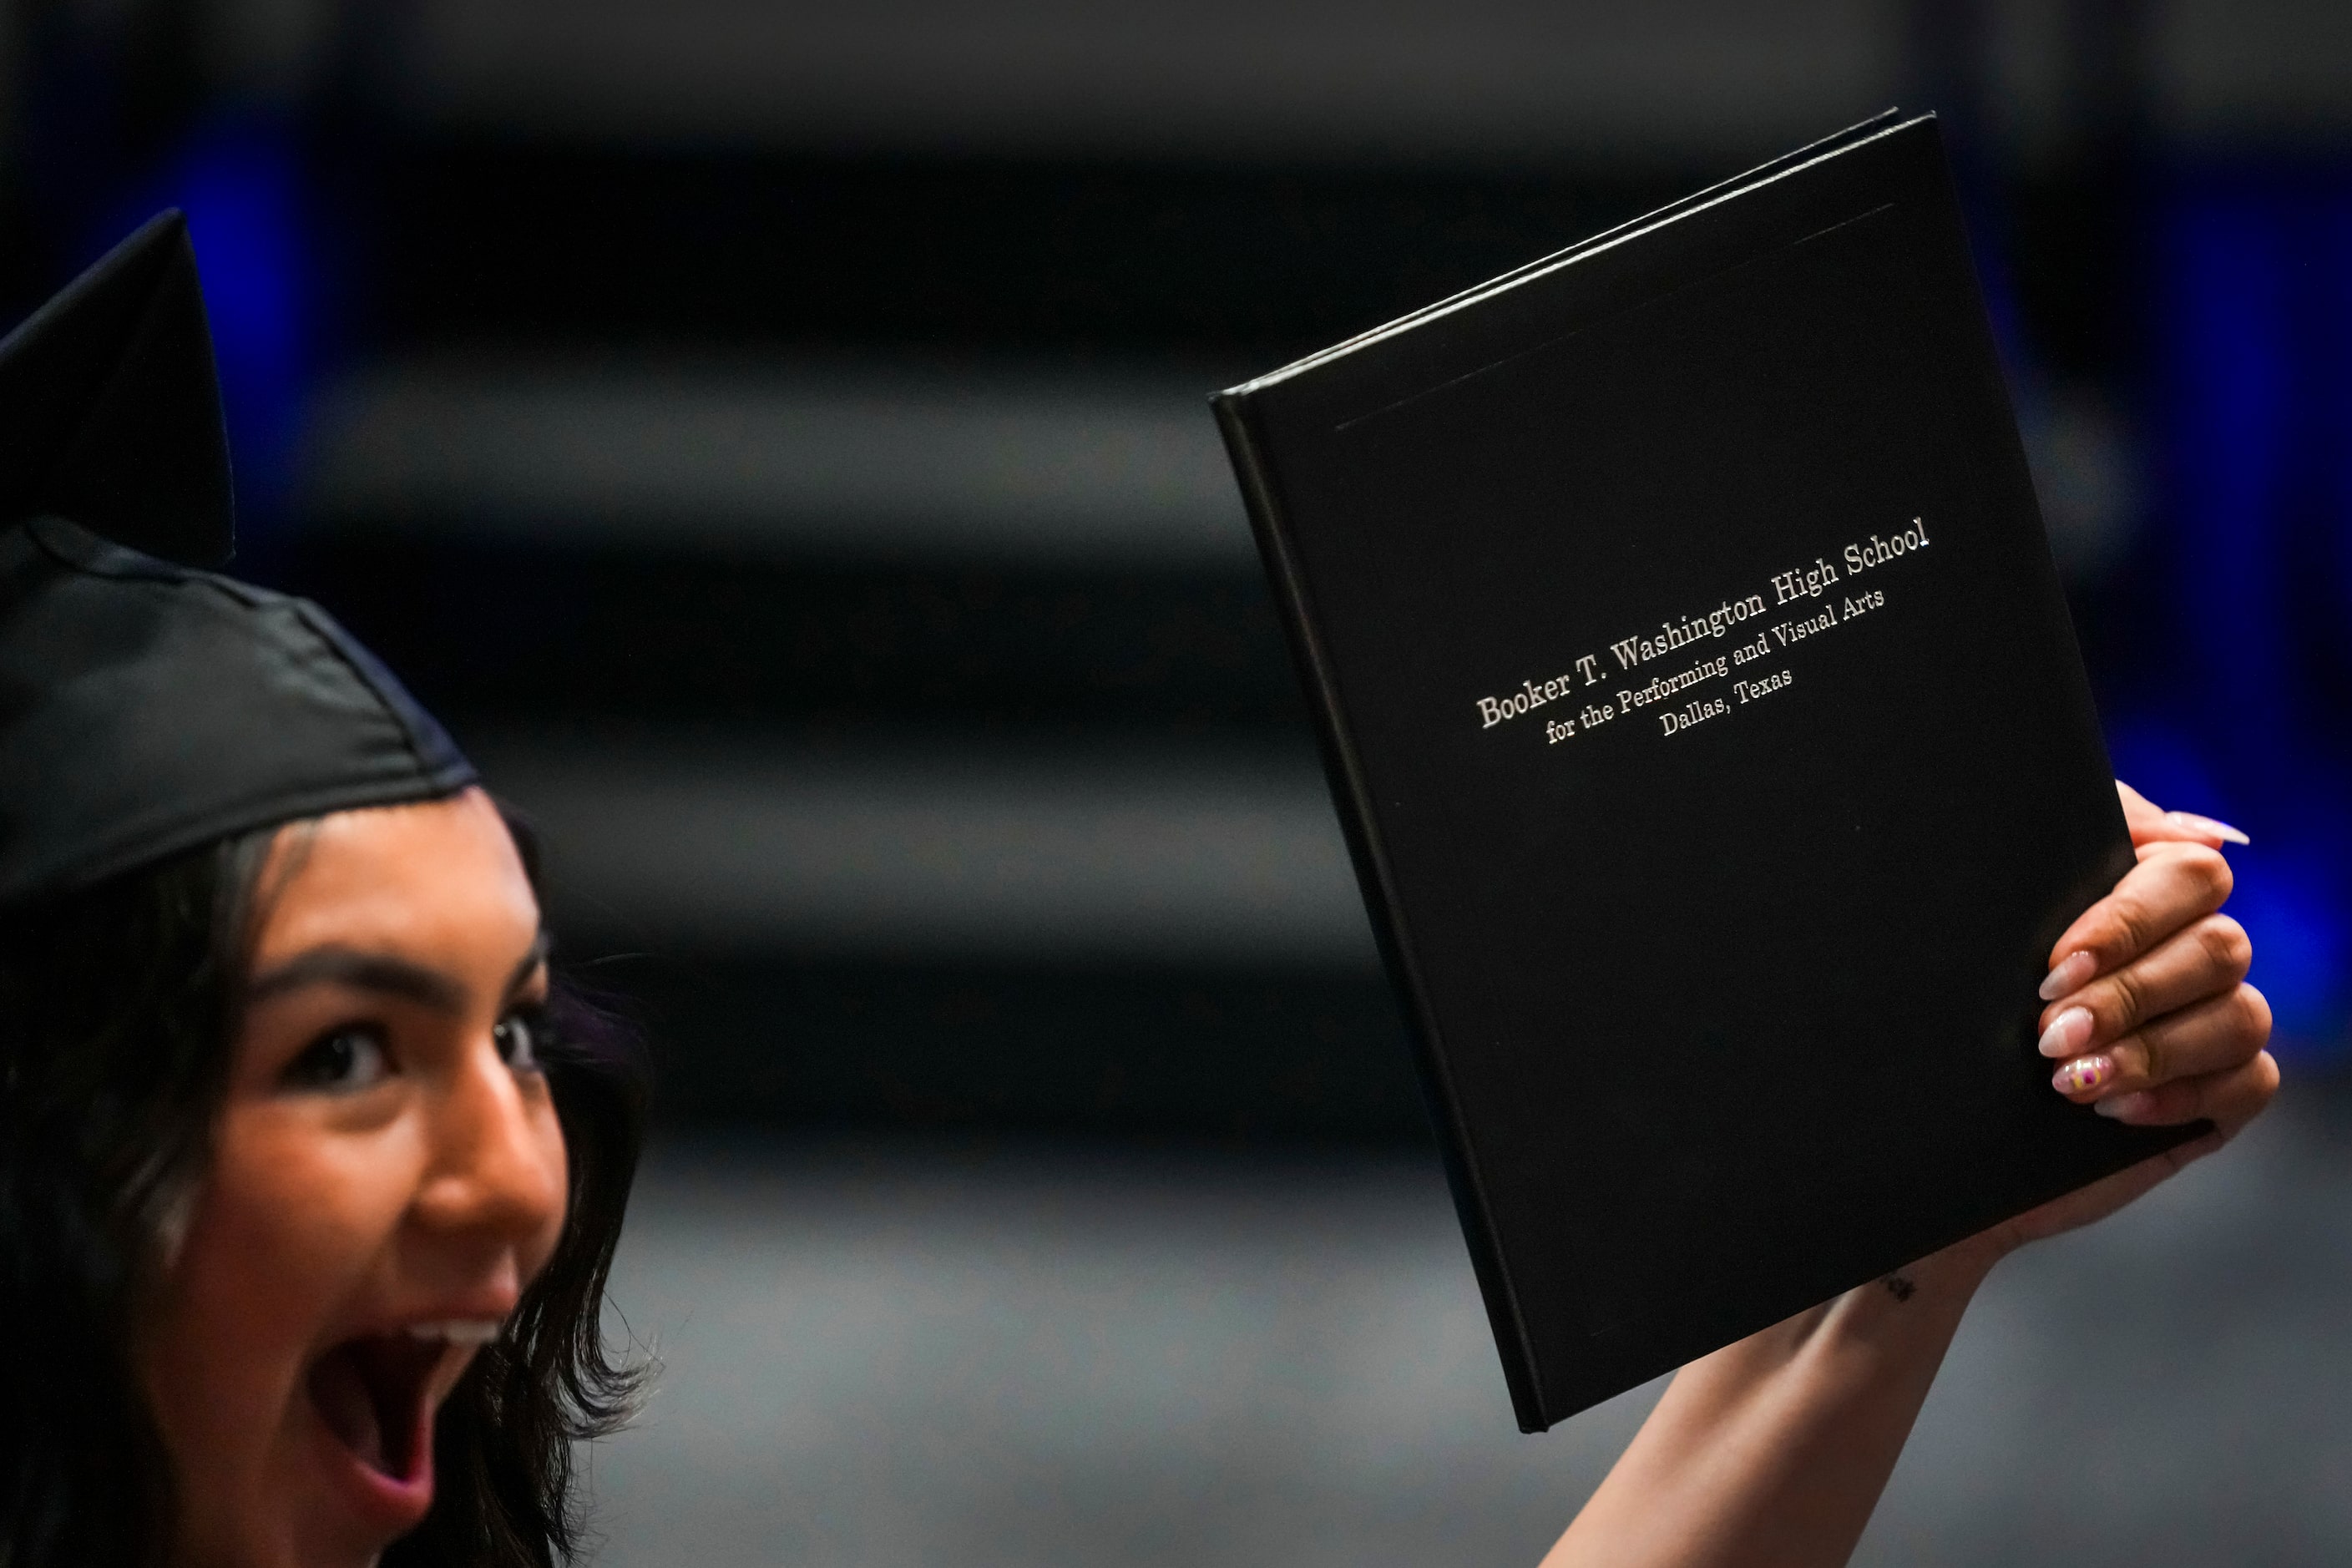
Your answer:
[2096,1090,2156,1120]
[2037,1006,2094,1059]
[2052,1055,2115,1095]
[2039,951,2097,1001]
[2167,811,2250,846]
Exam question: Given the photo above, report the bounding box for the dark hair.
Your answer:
[0,808,648,1567]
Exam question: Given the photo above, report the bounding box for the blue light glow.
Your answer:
[2147,169,2352,1058]
[92,119,312,522]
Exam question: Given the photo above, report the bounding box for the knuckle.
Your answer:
[2103,964,2149,1034]
[2197,915,2253,981]
[2253,1050,2282,1099]
[2102,896,2158,964]
[2210,1054,2281,1131]
[2180,844,2233,906]
[2233,984,2274,1046]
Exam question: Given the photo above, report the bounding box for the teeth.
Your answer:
[405,1319,504,1346]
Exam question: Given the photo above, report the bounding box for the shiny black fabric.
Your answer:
[0,213,474,907]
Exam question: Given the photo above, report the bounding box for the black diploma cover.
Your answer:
[1212,112,2197,1430]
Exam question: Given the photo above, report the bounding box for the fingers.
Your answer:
[2048,980,2272,1106]
[1971,787,2276,1264]
[2115,778,2251,852]
[2083,1049,2281,1138]
[2040,910,2253,1052]
[2000,783,2274,1249]
[2043,842,2235,991]
[2040,805,2272,1135]
[2137,813,2252,852]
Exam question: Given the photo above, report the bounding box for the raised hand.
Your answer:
[1991,781,2277,1251]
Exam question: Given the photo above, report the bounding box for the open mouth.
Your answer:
[306,1334,446,1485]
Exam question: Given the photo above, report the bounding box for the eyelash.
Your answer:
[495,1002,554,1073]
[278,1001,555,1094]
[281,1024,392,1094]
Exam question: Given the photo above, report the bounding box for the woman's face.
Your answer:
[135,788,569,1568]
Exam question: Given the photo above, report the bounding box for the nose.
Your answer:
[411,1038,569,1280]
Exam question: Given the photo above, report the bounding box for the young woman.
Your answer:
[0,218,2274,1567]
[3,781,2266,1567]
[3,789,645,1568]
[0,213,645,1568]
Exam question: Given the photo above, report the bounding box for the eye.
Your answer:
[493,1005,549,1074]
[281,1025,392,1095]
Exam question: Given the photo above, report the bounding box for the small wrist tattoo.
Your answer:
[1879,1272,1917,1303]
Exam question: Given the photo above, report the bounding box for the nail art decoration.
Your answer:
[2052,1055,2113,1095]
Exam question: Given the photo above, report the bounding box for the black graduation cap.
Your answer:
[0,211,474,907]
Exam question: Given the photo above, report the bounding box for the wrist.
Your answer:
[1823,1232,2000,1344]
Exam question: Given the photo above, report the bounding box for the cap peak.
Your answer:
[0,210,235,566]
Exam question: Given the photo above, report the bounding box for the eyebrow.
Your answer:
[245,933,551,1014]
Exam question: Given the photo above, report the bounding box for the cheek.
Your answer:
[142,1110,423,1462]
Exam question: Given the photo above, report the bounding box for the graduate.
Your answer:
[0,214,645,1567]
[0,217,2274,1568]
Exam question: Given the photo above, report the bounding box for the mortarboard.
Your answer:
[0,211,474,907]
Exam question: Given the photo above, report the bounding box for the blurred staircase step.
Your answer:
[475,729,1371,968]
[297,358,1255,568]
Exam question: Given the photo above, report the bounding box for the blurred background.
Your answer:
[6,2,2350,1563]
